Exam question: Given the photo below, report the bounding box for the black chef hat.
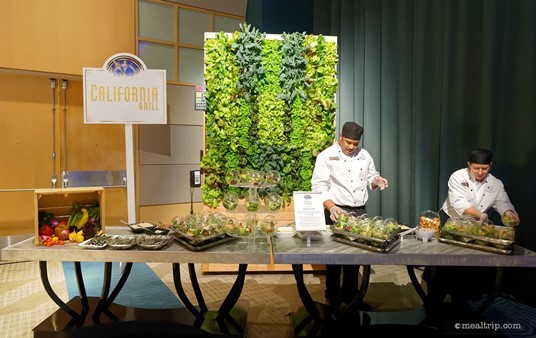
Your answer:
[468,148,493,164]
[341,122,364,140]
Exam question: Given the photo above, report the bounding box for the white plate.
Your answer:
[79,238,107,249]
[108,243,136,250]
[137,242,169,250]
[107,235,136,250]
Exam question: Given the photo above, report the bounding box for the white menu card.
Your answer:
[293,191,327,232]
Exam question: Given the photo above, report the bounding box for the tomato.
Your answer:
[39,225,54,236]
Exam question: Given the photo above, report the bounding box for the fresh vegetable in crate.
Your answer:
[67,201,101,239]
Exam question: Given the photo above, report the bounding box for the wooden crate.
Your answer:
[34,187,105,244]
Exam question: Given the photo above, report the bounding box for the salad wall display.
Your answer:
[201,23,338,208]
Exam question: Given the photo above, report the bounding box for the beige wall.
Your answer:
[0,0,244,235]
[0,0,136,75]
[0,0,134,235]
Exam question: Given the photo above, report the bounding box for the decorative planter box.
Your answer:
[34,187,105,244]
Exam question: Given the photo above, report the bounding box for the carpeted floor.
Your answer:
[469,296,536,337]
[62,262,183,309]
[0,260,424,338]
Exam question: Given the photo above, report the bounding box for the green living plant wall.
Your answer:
[201,23,338,208]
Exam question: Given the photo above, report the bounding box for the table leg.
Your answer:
[332,265,371,320]
[188,263,208,314]
[92,262,133,322]
[406,265,427,303]
[475,267,503,313]
[292,264,322,337]
[39,261,80,318]
[172,262,247,334]
[74,262,89,311]
[216,263,248,333]
[172,263,203,326]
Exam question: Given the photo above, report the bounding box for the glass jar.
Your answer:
[265,192,283,211]
[225,169,240,185]
[419,210,440,237]
[245,193,260,212]
[260,215,278,236]
[248,170,265,186]
[264,170,281,185]
[222,191,239,211]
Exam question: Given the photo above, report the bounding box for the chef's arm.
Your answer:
[463,206,488,221]
[324,199,336,210]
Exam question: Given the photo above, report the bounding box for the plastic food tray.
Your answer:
[169,231,237,251]
[169,228,227,246]
[439,226,514,255]
[330,226,401,249]
[331,233,401,253]
[438,237,512,255]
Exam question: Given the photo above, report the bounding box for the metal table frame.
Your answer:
[272,231,536,337]
[1,227,271,336]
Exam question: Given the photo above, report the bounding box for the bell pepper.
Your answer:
[39,224,54,236]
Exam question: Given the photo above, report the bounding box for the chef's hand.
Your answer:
[329,206,347,222]
[374,176,389,190]
[502,210,520,227]
[478,212,489,223]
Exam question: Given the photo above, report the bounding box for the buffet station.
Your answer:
[270,211,534,337]
[1,224,271,337]
[3,207,536,337]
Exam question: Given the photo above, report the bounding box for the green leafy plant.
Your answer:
[202,24,338,208]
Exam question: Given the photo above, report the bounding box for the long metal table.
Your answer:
[1,226,271,337]
[272,231,536,337]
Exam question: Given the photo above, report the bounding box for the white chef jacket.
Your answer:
[311,142,380,207]
[441,168,517,219]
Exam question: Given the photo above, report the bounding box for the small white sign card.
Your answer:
[293,191,327,232]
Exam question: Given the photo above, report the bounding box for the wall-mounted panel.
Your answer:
[168,0,246,17]
[178,47,204,85]
[178,8,211,46]
[167,84,205,125]
[139,125,203,165]
[138,164,202,205]
[214,15,243,33]
[139,0,175,42]
[138,42,175,82]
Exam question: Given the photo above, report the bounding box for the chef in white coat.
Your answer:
[427,148,520,311]
[439,148,520,226]
[311,121,388,308]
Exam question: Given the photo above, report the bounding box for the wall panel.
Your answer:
[138,164,202,205]
[0,0,135,75]
[0,74,55,189]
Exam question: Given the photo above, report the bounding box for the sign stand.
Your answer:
[83,52,166,224]
[293,191,326,247]
[125,123,136,223]
[83,53,167,273]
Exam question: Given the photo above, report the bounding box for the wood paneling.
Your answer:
[0,74,55,189]
[0,192,35,235]
[62,80,126,171]
[0,0,136,75]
